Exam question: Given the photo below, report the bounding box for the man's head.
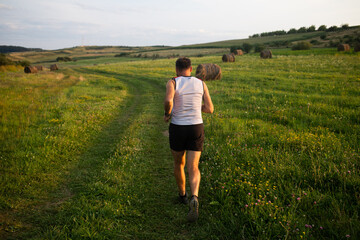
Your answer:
[176,57,192,76]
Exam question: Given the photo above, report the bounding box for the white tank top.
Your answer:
[171,76,204,125]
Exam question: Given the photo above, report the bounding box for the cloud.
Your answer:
[73,2,103,12]
[2,22,23,30]
[1,0,360,49]
[73,1,140,14]
[0,3,12,10]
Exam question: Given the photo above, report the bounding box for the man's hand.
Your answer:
[164,115,171,122]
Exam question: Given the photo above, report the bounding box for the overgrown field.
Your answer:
[0,50,359,239]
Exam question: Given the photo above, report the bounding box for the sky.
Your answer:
[0,0,359,50]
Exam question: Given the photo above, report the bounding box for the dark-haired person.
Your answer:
[164,57,214,222]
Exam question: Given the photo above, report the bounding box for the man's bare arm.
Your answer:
[164,79,175,122]
[202,82,214,114]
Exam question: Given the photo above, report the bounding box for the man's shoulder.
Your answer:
[193,76,203,82]
[166,78,176,86]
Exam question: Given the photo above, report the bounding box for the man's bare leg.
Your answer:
[186,150,201,222]
[172,150,186,196]
[186,150,201,197]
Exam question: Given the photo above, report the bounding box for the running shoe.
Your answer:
[187,195,199,222]
[179,192,189,205]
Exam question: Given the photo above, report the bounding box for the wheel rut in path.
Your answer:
[57,70,191,239]
[107,73,199,239]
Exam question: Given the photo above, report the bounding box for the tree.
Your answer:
[317,25,327,31]
[327,25,338,32]
[341,24,350,30]
[307,25,316,32]
[292,41,312,50]
[242,43,253,53]
[297,27,307,33]
[287,28,297,34]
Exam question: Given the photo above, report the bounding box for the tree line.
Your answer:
[249,24,350,38]
[0,45,42,53]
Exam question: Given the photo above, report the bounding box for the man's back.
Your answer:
[171,76,203,125]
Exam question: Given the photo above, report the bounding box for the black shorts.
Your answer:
[169,123,204,152]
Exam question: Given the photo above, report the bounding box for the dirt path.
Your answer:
[3,69,210,239]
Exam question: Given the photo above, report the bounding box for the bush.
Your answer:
[230,46,243,54]
[310,40,320,45]
[328,40,342,48]
[343,35,354,44]
[56,56,73,62]
[0,53,14,66]
[254,44,265,53]
[320,34,327,40]
[1,54,32,68]
[114,53,129,57]
[354,43,360,52]
[242,43,253,53]
[17,60,31,67]
[291,41,312,50]
[268,41,290,48]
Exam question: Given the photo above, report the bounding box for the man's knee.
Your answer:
[187,164,199,173]
[174,160,185,169]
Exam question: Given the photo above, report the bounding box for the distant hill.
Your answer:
[6,25,360,64]
[0,45,43,53]
[180,26,360,49]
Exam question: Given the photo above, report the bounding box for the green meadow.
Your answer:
[0,49,359,239]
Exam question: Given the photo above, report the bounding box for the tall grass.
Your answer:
[0,50,359,239]
[199,53,360,239]
[0,69,127,215]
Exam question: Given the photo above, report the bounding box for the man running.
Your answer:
[164,57,214,222]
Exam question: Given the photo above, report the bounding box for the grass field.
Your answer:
[0,49,359,239]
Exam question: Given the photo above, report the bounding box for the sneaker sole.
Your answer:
[187,199,199,222]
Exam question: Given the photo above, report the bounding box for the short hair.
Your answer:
[176,57,191,70]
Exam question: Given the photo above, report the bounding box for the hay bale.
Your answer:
[260,50,272,59]
[24,66,38,74]
[234,49,243,56]
[222,54,235,62]
[35,65,43,71]
[337,44,350,51]
[195,64,222,81]
[50,64,59,71]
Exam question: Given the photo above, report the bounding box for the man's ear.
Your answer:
[190,66,193,72]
